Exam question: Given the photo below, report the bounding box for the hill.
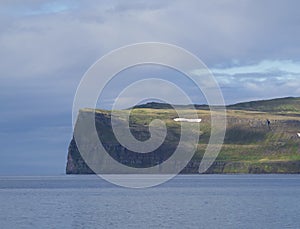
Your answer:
[66,97,300,174]
[133,97,300,113]
[228,97,300,113]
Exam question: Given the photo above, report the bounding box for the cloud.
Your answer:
[212,60,300,76]
[210,60,300,103]
[1,0,300,81]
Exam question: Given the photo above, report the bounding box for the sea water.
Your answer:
[0,175,299,229]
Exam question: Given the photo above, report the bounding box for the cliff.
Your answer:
[66,97,300,174]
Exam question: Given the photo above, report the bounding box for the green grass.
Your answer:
[100,107,298,157]
[228,97,300,113]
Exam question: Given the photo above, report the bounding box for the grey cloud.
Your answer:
[1,0,300,81]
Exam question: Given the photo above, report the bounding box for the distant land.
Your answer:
[66,97,300,174]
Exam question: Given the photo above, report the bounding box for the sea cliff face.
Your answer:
[66,98,300,174]
[66,138,94,174]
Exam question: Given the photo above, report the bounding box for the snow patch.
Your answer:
[173,118,202,123]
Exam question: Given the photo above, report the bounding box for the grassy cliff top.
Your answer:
[80,96,300,119]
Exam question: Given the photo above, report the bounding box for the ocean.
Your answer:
[0,175,299,228]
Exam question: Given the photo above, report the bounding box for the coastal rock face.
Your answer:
[66,109,184,174]
[66,98,300,174]
[66,138,94,174]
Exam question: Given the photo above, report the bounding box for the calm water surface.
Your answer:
[0,175,299,229]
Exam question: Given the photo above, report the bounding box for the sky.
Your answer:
[1,0,300,175]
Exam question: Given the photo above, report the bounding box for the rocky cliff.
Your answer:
[66,97,300,174]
